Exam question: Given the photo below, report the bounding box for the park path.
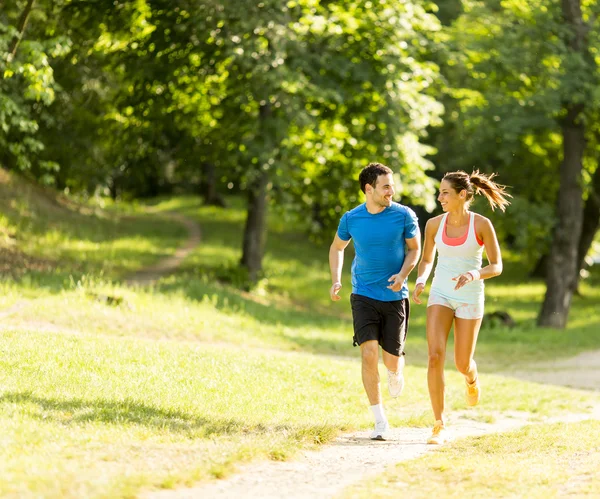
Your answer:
[508,350,600,391]
[125,212,202,285]
[144,388,600,499]
[142,346,600,499]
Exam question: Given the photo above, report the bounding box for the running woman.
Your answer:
[329,162,420,441]
[411,170,510,445]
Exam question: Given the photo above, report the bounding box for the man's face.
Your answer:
[368,173,395,207]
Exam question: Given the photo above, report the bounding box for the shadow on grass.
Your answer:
[0,391,340,440]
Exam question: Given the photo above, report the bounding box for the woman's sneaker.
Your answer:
[427,420,447,445]
[466,377,480,406]
[370,420,390,441]
[387,355,405,398]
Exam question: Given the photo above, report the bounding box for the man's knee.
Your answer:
[360,341,379,367]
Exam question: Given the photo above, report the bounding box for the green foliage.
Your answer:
[477,195,555,271]
[429,0,600,257]
[3,0,600,270]
[0,1,70,173]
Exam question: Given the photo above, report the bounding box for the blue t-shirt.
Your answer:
[337,202,419,302]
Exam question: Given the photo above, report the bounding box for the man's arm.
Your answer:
[329,233,351,301]
[387,234,421,292]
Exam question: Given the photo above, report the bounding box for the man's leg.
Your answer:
[382,350,400,372]
[360,339,390,440]
[360,339,381,405]
[381,298,408,397]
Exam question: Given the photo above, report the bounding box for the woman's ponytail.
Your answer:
[469,170,511,212]
[442,170,512,211]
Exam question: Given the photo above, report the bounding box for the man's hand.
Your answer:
[387,273,405,292]
[412,283,425,304]
[330,282,342,301]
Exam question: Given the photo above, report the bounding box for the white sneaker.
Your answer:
[387,355,405,398]
[370,420,390,441]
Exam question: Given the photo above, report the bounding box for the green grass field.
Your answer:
[0,170,599,497]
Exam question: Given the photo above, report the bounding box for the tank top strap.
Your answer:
[469,212,484,246]
[436,213,449,240]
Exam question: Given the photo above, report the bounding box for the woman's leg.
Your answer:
[426,305,455,423]
[453,316,483,384]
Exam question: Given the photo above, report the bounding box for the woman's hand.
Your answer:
[452,272,474,290]
[412,283,425,304]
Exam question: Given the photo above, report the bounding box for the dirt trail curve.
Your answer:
[144,350,600,499]
[0,212,201,324]
[125,212,201,285]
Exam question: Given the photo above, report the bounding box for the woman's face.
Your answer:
[437,179,466,212]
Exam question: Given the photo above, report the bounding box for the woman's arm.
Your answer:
[412,217,440,304]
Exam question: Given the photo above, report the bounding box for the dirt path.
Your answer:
[144,401,600,499]
[507,349,600,391]
[125,213,201,285]
[142,348,600,499]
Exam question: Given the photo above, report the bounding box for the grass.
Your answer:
[0,169,599,497]
[1,327,597,498]
[342,421,600,498]
[0,170,188,287]
[0,329,360,498]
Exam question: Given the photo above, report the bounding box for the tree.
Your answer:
[0,0,69,178]
[538,0,596,328]
[428,0,599,326]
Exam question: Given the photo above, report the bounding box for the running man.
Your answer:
[412,170,511,445]
[329,162,421,441]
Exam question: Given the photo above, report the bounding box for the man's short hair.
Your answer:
[359,163,393,193]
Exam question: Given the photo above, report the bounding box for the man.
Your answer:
[329,162,421,440]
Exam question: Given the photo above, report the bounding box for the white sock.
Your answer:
[370,403,386,423]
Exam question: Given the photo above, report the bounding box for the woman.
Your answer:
[412,170,511,445]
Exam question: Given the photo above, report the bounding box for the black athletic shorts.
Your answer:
[350,293,409,357]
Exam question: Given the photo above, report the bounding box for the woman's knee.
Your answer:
[454,357,473,375]
[428,350,445,369]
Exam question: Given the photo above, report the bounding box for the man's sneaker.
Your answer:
[427,420,446,445]
[466,377,480,406]
[387,355,405,398]
[370,420,390,441]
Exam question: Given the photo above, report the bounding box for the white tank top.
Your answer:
[430,212,484,302]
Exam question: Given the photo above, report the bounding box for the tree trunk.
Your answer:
[538,0,589,328]
[200,162,226,207]
[240,169,269,282]
[572,162,600,292]
[538,109,585,327]
[240,103,273,282]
